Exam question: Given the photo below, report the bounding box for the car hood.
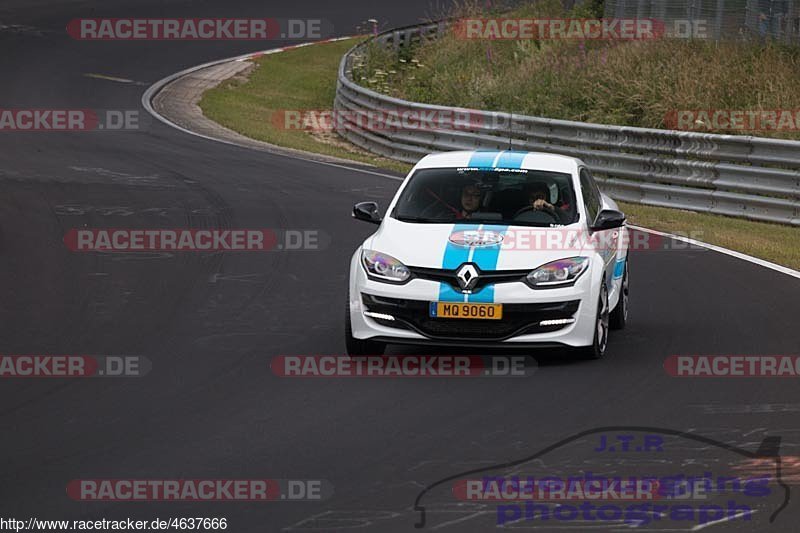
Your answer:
[363,217,594,271]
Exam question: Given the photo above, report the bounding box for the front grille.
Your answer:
[408,265,529,292]
[362,294,579,340]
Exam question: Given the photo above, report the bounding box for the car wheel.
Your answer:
[580,281,610,360]
[610,259,629,330]
[345,294,385,356]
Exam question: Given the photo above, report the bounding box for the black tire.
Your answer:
[580,281,610,360]
[345,294,385,356]
[609,259,629,330]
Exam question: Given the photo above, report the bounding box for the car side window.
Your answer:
[579,168,601,224]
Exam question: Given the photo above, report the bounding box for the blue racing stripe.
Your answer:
[436,151,529,303]
[470,225,509,270]
[442,223,474,269]
[495,151,526,169]
[613,258,626,278]
[468,224,508,303]
[467,151,501,168]
[438,283,466,303]
[468,287,495,303]
[438,223,477,302]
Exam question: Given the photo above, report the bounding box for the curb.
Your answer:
[141,36,403,179]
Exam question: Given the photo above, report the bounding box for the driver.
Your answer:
[421,183,484,219]
[458,184,483,219]
[518,182,570,224]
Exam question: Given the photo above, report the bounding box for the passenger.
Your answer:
[518,182,570,224]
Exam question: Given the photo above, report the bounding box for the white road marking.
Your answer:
[430,511,491,530]
[84,73,148,85]
[628,225,800,280]
[690,509,754,530]
[208,273,265,283]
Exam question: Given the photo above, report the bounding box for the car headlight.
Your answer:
[526,257,589,288]
[361,249,411,283]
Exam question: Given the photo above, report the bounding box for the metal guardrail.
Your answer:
[334,23,800,225]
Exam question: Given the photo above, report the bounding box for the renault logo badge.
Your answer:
[455,263,480,291]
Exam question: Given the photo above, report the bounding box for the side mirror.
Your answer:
[353,201,382,225]
[591,209,626,231]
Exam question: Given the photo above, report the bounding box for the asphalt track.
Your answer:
[0,1,799,531]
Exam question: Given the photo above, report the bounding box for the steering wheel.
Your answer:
[513,205,561,223]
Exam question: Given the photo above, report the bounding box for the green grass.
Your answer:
[198,31,799,271]
[199,37,410,173]
[354,0,800,139]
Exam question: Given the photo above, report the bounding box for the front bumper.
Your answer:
[362,294,580,341]
[349,251,600,348]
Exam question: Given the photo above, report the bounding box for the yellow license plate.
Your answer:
[429,302,503,320]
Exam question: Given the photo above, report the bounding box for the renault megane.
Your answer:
[346,150,630,359]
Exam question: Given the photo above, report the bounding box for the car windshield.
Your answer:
[391,167,578,226]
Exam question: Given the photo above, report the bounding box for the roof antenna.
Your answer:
[507,111,514,150]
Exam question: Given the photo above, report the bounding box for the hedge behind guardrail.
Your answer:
[334,22,800,225]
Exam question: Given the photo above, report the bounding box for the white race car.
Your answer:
[346,150,629,358]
